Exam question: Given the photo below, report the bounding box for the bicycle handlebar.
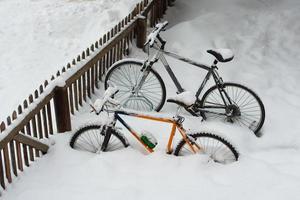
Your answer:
[92,86,119,114]
[145,21,168,47]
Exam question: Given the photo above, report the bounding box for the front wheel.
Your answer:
[174,133,239,164]
[70,124,128,153]
[200,82,265,135]
[104,60,166,112]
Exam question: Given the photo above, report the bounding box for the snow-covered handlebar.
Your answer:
[91,86,119,114]
[145,21,168,47]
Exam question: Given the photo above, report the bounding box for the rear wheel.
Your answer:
[70,124,128,153]
[174,133,238,164]
[104,60,166,111]
[200,82,265,135]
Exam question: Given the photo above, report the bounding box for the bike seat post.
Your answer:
[174,106,182,118]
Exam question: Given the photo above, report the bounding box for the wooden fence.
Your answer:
[0,0,171,194]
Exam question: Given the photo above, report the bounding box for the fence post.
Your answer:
[53,86,71,133]
[136,16,147,48]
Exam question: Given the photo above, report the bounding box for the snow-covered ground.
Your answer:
[0,0,140,121]
[2,0,300,199]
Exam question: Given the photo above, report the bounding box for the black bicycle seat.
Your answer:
[207,49,234,62]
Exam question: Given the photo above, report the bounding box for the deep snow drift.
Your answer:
[2,0,300,199]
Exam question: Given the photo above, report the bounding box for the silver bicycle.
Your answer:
[104,21,265,136]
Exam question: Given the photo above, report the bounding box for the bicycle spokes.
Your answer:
[123,95,154,111]
[201,83,264,133]
[106,62,166,111]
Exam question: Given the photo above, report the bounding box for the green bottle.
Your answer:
[140,131,158,149]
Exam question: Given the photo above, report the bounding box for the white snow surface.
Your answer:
[2,0,300,199]
[0,0,140,121]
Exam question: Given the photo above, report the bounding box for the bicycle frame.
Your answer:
[137,46,234,116]
[150,47,225,98]
[105,109,199,154]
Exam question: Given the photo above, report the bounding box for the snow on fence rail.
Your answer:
[0,0,170,193]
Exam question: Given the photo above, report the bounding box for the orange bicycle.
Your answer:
[70,86,239,164]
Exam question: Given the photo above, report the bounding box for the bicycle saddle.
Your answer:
[167,91,196,107]
[207,49,234,62]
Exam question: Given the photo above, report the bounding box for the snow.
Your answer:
[167,91,196,106]
[0,0,140,121]
[2,0,300,199]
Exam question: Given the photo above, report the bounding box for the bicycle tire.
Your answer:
[104,59,166,112]
[174,132,239,164]
[70,124,128,153]
[200,82,265,136]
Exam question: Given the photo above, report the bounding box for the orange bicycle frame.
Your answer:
[114,110,199,154]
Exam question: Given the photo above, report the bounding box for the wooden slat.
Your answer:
[82,74,87,102]
[91,64,95,94]
[113,43,117,63]
[68,86,74,114]
[42,106,49,138]
[14,134,49,154]
[117,42,120,61]
[23,143,30,165]
[34,90,44,139]
[78,76,83,106]
[15,140,23,172]
[99,57,103,81]
[31,116,40,157]
[3,146,12,183]
[6,116,18,176]
[87,69,91,98]
[102,54,107,75]
[0,122,5,133]
[0,151,5,189]
[106,51,110,70]
[95,60,99,89]
[46,103,53,135]
[73,80,79,111]
[22,101,32,164]
[15,107,24,171]
[8,141,17,176]
[29,94,40,157]
[36,111,43,139]
[39,86,49,138]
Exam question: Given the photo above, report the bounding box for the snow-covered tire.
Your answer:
[174,132,239,164]
[70,124,128,153]
[104,59,166,112]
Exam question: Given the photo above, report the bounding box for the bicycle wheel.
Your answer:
[104,60,166,112]
[200,82,265,135]
[70,124,128,153]
[174,133,239,164]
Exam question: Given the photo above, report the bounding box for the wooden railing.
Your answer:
[0,0,170,194]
